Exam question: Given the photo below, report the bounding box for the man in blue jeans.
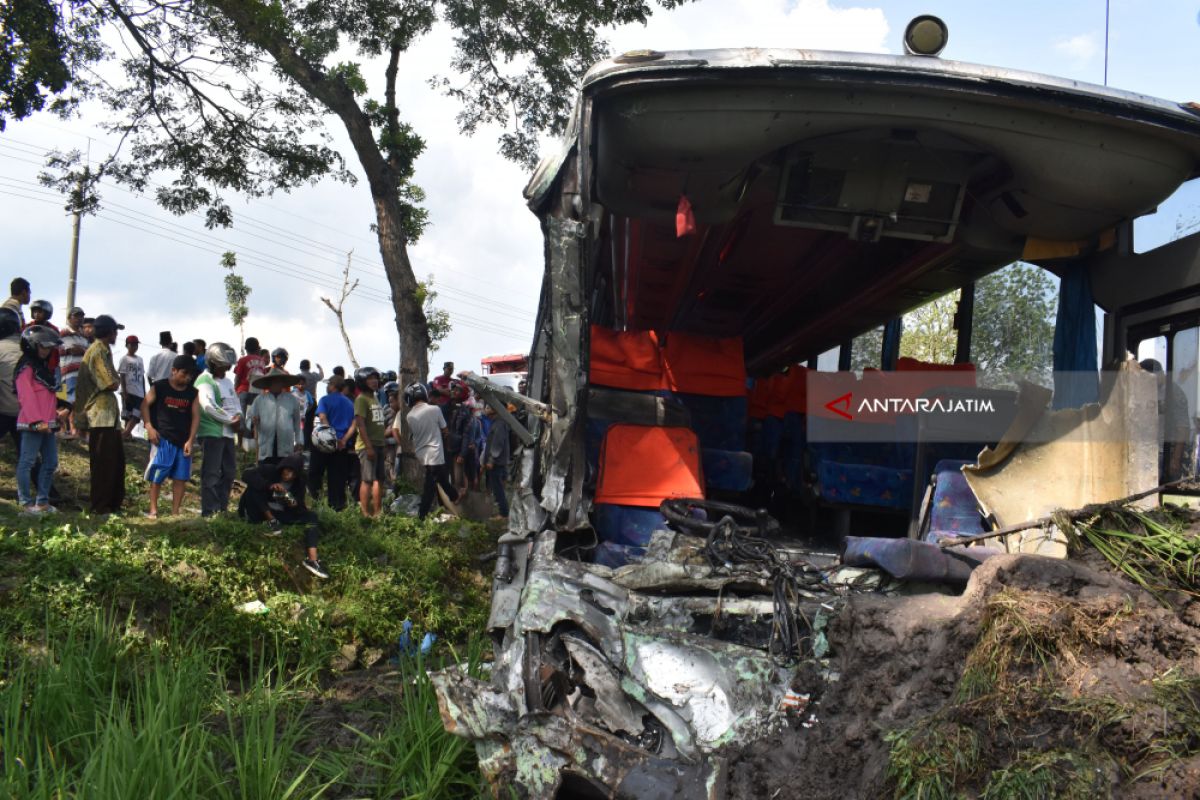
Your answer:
[482,405,510,520]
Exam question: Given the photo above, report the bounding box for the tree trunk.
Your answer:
[203,0,432,385]
[371,189,430,387]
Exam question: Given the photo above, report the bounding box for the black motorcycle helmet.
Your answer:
[20,324,63,354]
[30,299,53,321]
[271,347,289,364]
[354,366,380,391]
[403,382,429,407]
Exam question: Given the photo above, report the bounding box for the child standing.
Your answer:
[15,326,63,514]
[118,335,146,438]
[140,355,200,518]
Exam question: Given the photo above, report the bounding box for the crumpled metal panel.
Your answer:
[516,562,630,664]
[610,561,773,593]
[542,216,588,528]
[562,635,646,736]
[622,629,792,750]
[486,538,531,633]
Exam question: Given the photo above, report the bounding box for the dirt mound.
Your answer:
[729,554,1200,799]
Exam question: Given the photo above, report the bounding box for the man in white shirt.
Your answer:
[146,330,176,384]
[195,343,243,516]
[406,382,460,519]
[118,335,146,438]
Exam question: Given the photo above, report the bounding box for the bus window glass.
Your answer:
[1169,327,1198,479]
[970,262,1058,388]
[849,327,883,372]
[816,346,840,371]
[1133,180,1200,254]
[899,290,959,365]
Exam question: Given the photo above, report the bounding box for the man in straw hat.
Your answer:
[246,367,303,465]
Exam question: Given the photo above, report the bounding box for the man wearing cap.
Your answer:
[146,331,175,384]
[247,369,303,465]
[74,314,127,513]
[118,335,146,438]
[2,278,30,327]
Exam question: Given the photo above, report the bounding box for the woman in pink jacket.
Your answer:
[15,325,63,514]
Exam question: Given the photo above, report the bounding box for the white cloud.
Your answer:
[1053,32,1099,65]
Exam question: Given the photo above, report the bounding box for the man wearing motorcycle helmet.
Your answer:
[195,343,243,515]
[405,381,461,519]
[25,300,60,375]
[27,299,55,329]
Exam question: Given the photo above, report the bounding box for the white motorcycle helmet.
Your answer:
[312,424,338,453]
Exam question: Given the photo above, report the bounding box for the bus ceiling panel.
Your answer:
[590,80,1200,244]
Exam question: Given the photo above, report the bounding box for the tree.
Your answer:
[6,0,689,388]
[846,263,1056,383]
[321,251,362,370]
[850,327,883,372]
[971,262,1057,386]
[221,251,251,351]
[900,291,959,365]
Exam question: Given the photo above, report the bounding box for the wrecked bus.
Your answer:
[433,16,1200,798]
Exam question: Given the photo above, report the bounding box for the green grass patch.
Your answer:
[1067,508,1200,604]
[885,719,980,800]
[981,749,1111,800]
[0,439,496,798]
[0,613,485,799]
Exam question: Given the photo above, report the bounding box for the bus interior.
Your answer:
[527,50,1200,567]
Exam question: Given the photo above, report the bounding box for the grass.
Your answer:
[884,720,979,800]
[980,750,1110,800]
[0,613,487,798]
[1065,508,1200,604]
[0,437,496,798]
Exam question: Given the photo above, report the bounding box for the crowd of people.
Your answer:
[0,277,522,581]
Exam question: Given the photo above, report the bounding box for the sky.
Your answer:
[2,0,1199,386]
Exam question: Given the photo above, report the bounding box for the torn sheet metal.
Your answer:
[622,629,792,750]
[965,363,1158,556]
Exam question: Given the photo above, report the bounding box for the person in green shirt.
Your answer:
[353,366,386,518]
[74,314,126,514]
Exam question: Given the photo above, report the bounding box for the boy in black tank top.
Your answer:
[141,355,200,518]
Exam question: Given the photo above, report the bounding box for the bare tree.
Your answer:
[321,251,361,370]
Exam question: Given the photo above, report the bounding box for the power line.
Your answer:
[0,133,539,306]
[0,168,537,334]
[0,185,532,342]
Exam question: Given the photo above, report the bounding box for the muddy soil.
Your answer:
[729,554,1200,799]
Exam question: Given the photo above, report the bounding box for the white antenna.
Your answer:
[1103,0,1111,86]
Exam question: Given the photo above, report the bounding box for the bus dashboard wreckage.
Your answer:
[432,16,1200,799]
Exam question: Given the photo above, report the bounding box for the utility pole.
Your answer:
[66,169,84,312]
[66,141,91,312]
